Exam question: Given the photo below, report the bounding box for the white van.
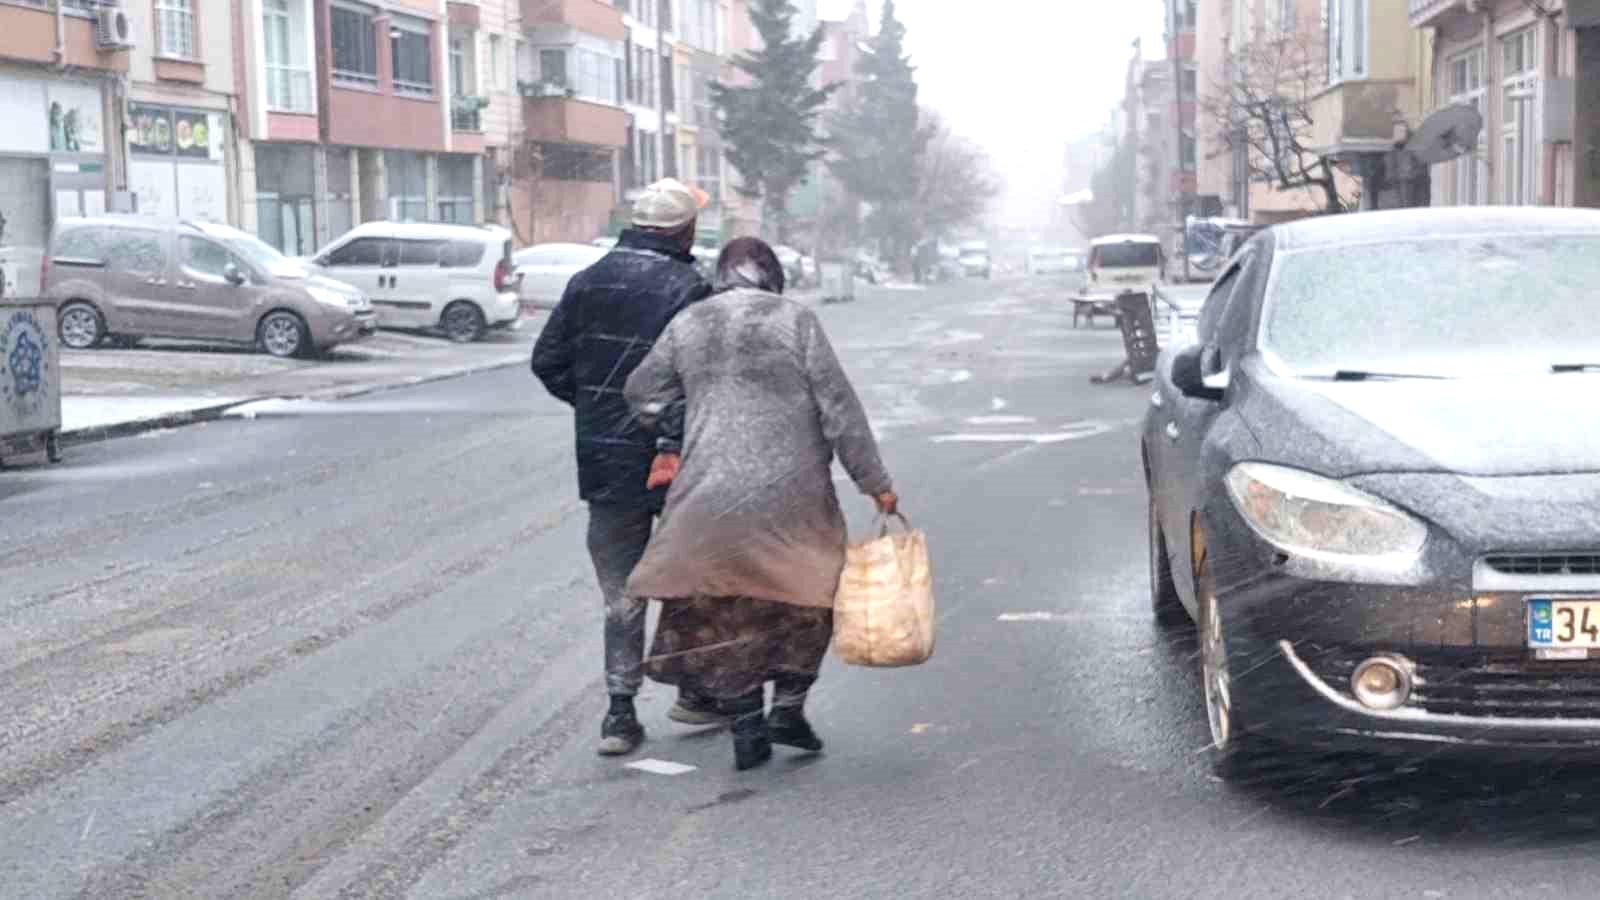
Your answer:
[1084,234,1165,293]
[309,222,521,342]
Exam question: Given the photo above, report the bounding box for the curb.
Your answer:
[59,357,527,447]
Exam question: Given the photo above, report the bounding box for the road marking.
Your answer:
[997,612,1149,622]
[990,397,1008,411]
[933,420,1115,445]
[965,415,1036,426]
[625,759,698,776]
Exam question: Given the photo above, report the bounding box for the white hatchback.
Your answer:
[513,243,609,310]
[308,222,521,343]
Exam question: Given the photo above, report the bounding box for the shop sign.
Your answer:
[128,103,224,161]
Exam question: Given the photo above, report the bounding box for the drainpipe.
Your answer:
[53,0,67,68]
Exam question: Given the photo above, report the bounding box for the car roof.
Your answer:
[1271,207,1600,252]
[1090,233,1162,246]
[341,220,511,242]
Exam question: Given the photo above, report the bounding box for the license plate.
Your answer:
[1528,598,1600,652]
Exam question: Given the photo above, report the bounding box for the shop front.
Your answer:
[0,69,110,298]
[126,102,230,223]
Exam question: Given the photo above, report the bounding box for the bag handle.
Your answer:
[876,512,911,537]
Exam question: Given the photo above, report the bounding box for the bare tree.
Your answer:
[1201,27,1351,214]
[910,110,1000,239]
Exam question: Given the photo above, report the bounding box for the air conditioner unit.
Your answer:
[95,8,135,52]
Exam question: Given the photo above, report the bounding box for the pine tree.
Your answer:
[711,0,836,243]
[828,0,930,265]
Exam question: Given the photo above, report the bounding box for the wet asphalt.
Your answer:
[4,276,1600,899]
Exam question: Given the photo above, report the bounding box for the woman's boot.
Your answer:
[768,676,824,752]
[724,689,771,771]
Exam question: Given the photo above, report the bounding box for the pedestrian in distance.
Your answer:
[531,178,718,757]
[623,237,900,771]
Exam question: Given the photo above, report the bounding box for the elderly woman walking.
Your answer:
[622,238,898,771]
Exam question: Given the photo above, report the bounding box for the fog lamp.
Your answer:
[1350,656,1412,711]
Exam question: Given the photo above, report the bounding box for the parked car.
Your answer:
[958,241,992,278]
[308,222,520,343]
[513,243,609,310]
[1143,208,1600,777]
[773,245,808,287]
[1083,233,1164,294]
[935,245,963,281]
[44,216,374,359]
[1025,246,1082,276]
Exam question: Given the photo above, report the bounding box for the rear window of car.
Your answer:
[441,240,487,268]
[1092,242,1160,268]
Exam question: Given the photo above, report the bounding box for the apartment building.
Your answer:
[0,1,126,294]
[517,0,627,243]
[1411,0,1593,208]
[619,0,672,196]
[669,0,726,240]
[1132,58,1175,235]
[234,0,514,255]
[720,0,760,237]
[1165,0,1201,222]
[124,0,238,226]
[1306,0,1430,209]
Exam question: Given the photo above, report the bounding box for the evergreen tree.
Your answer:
[711,0,836,243]
[828,0,930,265]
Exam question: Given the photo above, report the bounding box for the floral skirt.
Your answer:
[644,596,834,701]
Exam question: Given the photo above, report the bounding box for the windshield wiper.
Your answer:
[1330,370,1451,382]
[1552,364,1600,373]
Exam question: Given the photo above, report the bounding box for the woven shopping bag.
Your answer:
[833,515,935,667]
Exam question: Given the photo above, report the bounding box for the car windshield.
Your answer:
[219,229,292,272]
[1093,242,1160,267]
[1264,234,1600,377]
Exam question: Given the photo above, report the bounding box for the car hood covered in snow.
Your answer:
[1237,357,1600,478]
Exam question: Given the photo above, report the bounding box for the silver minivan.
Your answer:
[45,216,376,358]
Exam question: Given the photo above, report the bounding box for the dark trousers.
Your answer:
[586,503,655,697]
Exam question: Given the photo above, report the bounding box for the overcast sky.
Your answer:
[821,0,1167,230]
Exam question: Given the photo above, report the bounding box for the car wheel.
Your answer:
[1149,496,1186,628]
[257,310,309,359]
[1198,550,1259,778]
[58,301,105,350]
[442,301,486,344]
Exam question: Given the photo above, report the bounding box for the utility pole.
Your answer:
[1171,0,1190,282]
[656,0,668,184]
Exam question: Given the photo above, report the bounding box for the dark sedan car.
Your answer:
[1143,208,1600,777]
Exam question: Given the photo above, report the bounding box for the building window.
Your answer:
[392,15,434,97]
[1502,28,1539,205]
[489,35,505,90]
[438,155,476,224]
[1326,0,1367,84]
[1444,47,1486,206]
[541,48,568,87]
[1180,133,1197,170]
[450,37,468,96]
[694,146,721,200]
[331,3,379,87]
[263,0,313,112]
[155,0,196,60]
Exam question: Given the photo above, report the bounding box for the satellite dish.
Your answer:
[1402,103,1484,167]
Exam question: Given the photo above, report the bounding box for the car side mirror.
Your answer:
[223,263,247,286]
[1171,344,1226,402]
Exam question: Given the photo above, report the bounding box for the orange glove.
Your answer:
[647,453,681,490]
[874,491,900,516]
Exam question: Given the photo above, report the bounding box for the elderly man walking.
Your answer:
[531,179,715,755]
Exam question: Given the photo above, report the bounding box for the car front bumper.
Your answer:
[1216,556,1600,752]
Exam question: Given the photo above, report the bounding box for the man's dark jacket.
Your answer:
[531,228,712,510]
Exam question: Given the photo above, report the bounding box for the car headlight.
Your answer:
[307,285,354,309]
[1224,463,1427,561]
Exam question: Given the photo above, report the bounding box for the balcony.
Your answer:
[1308,78,1419,160]
[521,0,625,42]
[452,95,487,132]
[523,95,627,147]
[1409,0,1464,28]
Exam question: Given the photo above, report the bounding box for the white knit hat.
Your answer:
[632,178,710,229]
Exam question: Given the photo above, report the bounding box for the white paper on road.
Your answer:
[625,759,697,776]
